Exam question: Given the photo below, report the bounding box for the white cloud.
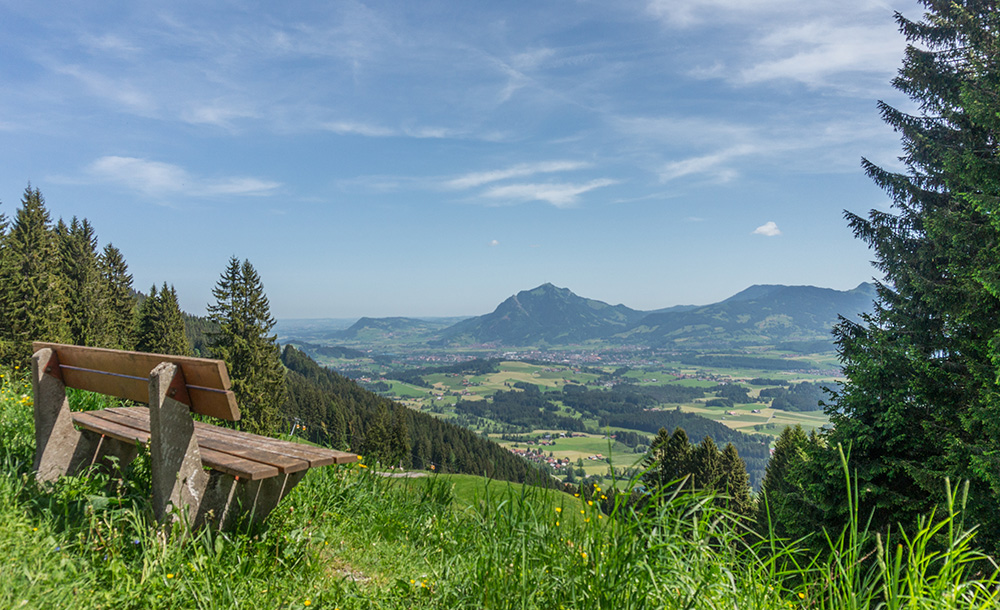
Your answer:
[659,145,756,182]
[738,22,903,87]
[753,221,782,237]
[489,239,500,247]
[86,156,280,198]
[481,179,617,208]
[323,121,397,137]
[323,121,466,140]
[80,33,142,55]
[445,161,591,190]
[182,103,259,128]
[646,0,796,27]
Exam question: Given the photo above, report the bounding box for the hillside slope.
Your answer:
[280,346,548,485]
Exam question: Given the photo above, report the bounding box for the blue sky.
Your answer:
[0,0,921,319]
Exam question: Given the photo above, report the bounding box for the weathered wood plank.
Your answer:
[33,342,240,421]
[76,408,280,480]
[191,420,359,466]
[73,410,150,444]
[102,407,322,473]
[102,406,352,467]
[197,447,279,480]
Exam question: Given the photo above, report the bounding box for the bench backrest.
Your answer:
[33,342,241,421]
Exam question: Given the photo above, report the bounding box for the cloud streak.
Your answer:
[85,156,280,198]
[481,178,617,208]
[445,161,591,190]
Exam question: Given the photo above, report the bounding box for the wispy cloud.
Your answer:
[646,0,796,28]
[181,103,259,128]
[85,156,280,198]
[481,179,617,208]
[323,121,397,137]
[753,221,782,236]
[54,65,158,115]
[658,145,756,183]
[323,121,471,140]
[445,161,591,190]
[738,21,903,88]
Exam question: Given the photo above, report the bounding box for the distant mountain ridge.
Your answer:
[435,282,876,350]
[277,282,878,352]
[436,283,645,345]
[616,283,877,349]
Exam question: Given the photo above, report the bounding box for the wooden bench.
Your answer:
[31,342,357,529]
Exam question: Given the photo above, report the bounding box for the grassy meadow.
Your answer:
[3,365,1000,609]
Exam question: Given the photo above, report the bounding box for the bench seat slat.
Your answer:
[73,408,282,480]
[103,407,312,474]
[190,420,357,466]
[73,410,150,445]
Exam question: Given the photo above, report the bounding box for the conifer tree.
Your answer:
[642,427,692,491]
[719,443,754,518]
[687,436,721,490]
[815,1,1000,549]
[57,217,103,347]
[0,186,70,362]
[135,283,190,356]
[208,257,284,435]
[756,425,807,536]
[98,244,136,350]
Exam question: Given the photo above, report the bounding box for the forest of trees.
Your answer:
[0,186,187,364]
[641,426,754,518]
[758,382,826,412]
[281,346,549,484]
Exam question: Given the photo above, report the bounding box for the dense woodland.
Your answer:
[281,346,549,483]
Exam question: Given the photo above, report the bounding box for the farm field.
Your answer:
[321,352,839,489]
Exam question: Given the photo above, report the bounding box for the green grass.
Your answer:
[3,366,999,609]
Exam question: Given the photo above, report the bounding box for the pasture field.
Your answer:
[354,354,839,488]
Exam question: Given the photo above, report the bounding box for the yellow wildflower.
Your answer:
[555,507,562,513]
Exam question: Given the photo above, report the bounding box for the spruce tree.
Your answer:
[756,425,810,537]
[98,244,136,350]
[135,283,190,356]
[816,1,1000,549]
[642,427,692,492]
[208,257,284,436]
[0,186,70,362]
[57,217,103,347]
[719,443,754,518]
[690,436,722,491]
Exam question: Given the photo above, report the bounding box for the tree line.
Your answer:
[0,187,553,485]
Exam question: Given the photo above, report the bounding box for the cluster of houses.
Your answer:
[507,447,572,470]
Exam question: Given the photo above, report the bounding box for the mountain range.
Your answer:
[279,282,877,352]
